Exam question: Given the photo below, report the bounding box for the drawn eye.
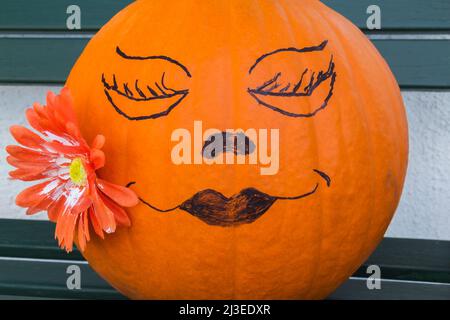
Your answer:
[102,72,189,120]
[247,41,337,118]
[102,47,191,121]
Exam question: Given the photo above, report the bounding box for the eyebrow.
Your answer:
[116,46,192,78]
[248,40,328,75]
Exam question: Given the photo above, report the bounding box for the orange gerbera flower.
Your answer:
[6,87,138,252]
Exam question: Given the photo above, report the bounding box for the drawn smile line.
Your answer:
[126,169,331,227]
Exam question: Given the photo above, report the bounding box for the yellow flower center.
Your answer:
[69,158,87,186]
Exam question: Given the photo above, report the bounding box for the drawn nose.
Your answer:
[202,131,256,159]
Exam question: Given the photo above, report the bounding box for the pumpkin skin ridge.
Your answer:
[281,0,335,298]
[307,0,408,299]
[281,9,321,299]
[306,1,372,298]
[67,0,408,299]
[306,2,374,298]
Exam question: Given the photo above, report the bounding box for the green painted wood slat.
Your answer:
[0,38,449,88]
[329,278,450,300]
[0,219,83,261]
[0,0,449,31]
[0,0,132,31]
[0,258,125,299]
[323,0,450,31]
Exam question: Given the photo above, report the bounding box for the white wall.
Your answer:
[0,85,449,240]
[386,91,450,240]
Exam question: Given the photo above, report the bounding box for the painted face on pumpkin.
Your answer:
[98,40,335,226]
[65,0,408,300]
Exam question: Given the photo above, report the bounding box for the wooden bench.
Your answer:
[0,0,449,299]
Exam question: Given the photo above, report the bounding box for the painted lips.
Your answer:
[130,169,331,227]
[178,186,316,226]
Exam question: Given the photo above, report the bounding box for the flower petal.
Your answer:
[91,135,105,150]
[90,149,105,170]
[46,90,57,109]
[15,180,59,208]
[10,125,45,149]
[88,207,104,239]
[55,87,78,125]
[26,206,45,215]
[31,104,65,137]
[99,192,131,227]
[25,107,45,133]
[83,209,90,242]
[69,191,92,216]
[7,155,52,170]
[6,145,52,162]
[55,210,78,252]
[26,191,59,215]
[48,195,66,222]
[77,212,87,252]
[43,140,87,155]
[96,179,139,207]
[61,187,90,216]
[91,188,116,234]
[65,122,83,142]
[9,168,46,181]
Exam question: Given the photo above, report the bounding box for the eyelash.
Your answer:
[249,55,335,97]
[101,72,188,101]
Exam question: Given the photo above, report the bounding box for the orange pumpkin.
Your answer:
[66,0,408,299]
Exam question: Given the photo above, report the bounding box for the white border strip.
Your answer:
[368,34,450,40]
[349,276,450,287]
[0,256,88,264]
[0,33,94,39]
